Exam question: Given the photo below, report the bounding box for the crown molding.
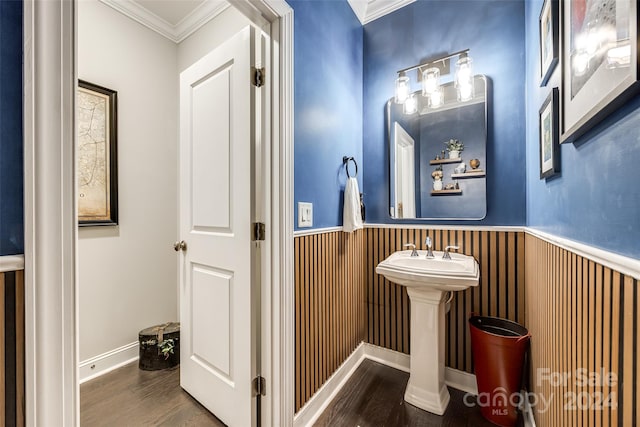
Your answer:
[100,0,230,44]
[347,0,415,25]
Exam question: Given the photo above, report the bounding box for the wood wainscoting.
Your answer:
[294,230,366,412]
[363,228,526,374]
[0,269,25,427]
[525,234,639,426]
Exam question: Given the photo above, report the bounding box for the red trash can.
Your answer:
[469,316,530,427]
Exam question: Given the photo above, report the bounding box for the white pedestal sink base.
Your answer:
[404,287,450,415]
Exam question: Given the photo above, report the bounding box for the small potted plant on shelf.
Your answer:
[445,139,464,159]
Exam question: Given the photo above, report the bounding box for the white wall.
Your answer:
[78,1,178,361]
[177,6,251,73]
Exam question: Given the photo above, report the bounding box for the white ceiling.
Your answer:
[101,0,413,43]
[347,0,415,25]
[132,0,206,26]
[100,0,229,43]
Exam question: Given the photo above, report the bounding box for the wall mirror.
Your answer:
[386,75,488,220]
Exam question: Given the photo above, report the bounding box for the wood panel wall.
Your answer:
[525,234,639,427]
[363,228,526,374]
[0,270,25,427]
[294,230,366,412]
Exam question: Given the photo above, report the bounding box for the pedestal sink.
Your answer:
[376,250,479,415]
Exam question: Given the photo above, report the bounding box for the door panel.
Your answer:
[179,25,257,427]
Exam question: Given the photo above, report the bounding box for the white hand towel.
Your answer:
[343,177,363,233]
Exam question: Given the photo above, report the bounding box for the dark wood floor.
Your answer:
[314,359,513,427]
[82,359,520,427]
[80,362,225,426]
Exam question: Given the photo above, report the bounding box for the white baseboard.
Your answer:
[293,342,367,427]
[293,342,478,427]
[79,341,139,384]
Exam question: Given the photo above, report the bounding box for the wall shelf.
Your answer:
[431,189,462,196]
[451,170,485,179]
[429,158,462,165]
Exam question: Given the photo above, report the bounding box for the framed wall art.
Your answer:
[77,80,118,226]
[540,88,560,179]
[561,0,639,142]
[539,0,559,86]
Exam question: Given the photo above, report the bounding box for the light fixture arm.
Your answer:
[396,48,470,75]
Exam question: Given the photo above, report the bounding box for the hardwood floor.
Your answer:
[314,359,518,427]
[82,359,521,427]
[80,362,225,426]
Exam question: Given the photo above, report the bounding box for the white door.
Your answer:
[394,122,416,218]
[178,25,260,427]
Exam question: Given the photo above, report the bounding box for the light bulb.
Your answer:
[429,89,443,109]
[455,56,473,88]
[422,67,440,96]
[395,74,410,104]
[403,93,417,114]
[458,83,473,102]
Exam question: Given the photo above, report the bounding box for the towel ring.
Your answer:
[343,156,358,178]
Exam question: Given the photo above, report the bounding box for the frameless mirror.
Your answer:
[386,75,488,220]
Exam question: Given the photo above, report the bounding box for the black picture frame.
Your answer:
[539,88,560,179]
[77,80,119,226]
[539,0,559,86]
[560,0,640,143]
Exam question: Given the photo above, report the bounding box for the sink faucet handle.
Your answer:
[424,237,434,259]
[442,245,459,260]
[404,243,419,257]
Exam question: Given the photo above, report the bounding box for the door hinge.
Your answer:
[253,222,266,241]
[252,67,265,87]
[253,375,266,396]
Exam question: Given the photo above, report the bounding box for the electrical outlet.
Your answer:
[298,202,313,228]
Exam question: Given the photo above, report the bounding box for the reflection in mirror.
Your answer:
[387,75,488,220]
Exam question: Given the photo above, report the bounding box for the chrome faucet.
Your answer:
[424,237,434,259]
[404,243,419,257]
[442,245,459,260]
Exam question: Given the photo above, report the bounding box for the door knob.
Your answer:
[173,240,187,252]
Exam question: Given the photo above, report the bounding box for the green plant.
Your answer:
[444,139,464,152]
[159,338,175,359]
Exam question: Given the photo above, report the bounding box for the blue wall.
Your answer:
[525,0,640,259]
[363,0,526,226]
[289,0,363,230]
[0,0,24,256]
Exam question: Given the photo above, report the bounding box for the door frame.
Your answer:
[22,0,294,425]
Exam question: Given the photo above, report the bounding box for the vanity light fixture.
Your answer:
[394,49,473,113]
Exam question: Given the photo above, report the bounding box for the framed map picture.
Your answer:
[77,80,118,225]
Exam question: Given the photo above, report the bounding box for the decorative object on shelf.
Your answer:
[539,0,559,86]
[77,80,118,226]
[445,139,464,159]
[431,169,443,180]
[433,179,443,191]
[469,158,481,169]
[393,49,474,114]
[444,183,456,190]
[560,0,639,142]
[455,181,460,190]
[539,88,560,179]
[454,162,466,174]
